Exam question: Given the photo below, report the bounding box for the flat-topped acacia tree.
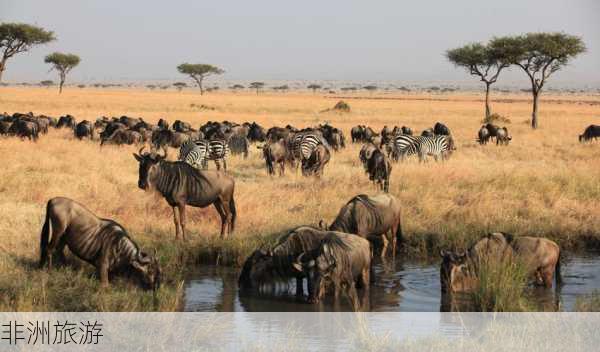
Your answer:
[491,32,585,129]
[176,63,224,95]
[446,42,509,119]
[0,23,55,82]
[249,82,265,95]
[44,52,80,94]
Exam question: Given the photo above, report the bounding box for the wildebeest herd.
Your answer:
[1,110,596,311]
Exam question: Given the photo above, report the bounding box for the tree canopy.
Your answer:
[446,42,509,118]
[177,63,224,95]
[307,84,322,93]
[0,23,55,82]
[490,32,586,128]
[173,82,187,91]
[44,52,81,94]
[249,82,265,95]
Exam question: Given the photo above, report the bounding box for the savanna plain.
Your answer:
[1,87,599,311]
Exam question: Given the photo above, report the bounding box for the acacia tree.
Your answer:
[173,82,187,91]
[307,84,321,94]
[446,42,509,118]
[44,52,80,94]
[249,82,265,95]
[491,33,586,129]
[176,63,224,95]
[0,23,55,82]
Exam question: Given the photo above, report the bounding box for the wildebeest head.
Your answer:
[292,245,336,303]
[133,146,167,190]
[131,249,161,290]
[238,248,278,291]
[439,249,475,293]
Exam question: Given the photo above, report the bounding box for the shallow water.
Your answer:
[184,253,600,312]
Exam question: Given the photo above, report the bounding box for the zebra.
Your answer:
[389,134,424,161]
[207,139,230,171]
[291,131,324,162]
[416,135,455,162]
[179,139,209,169]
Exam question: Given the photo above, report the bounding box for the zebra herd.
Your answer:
[387,134,455,162]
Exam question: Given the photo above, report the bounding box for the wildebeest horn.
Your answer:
[139,146,146,155]
[296,253,304,264]
[138,251,151,264]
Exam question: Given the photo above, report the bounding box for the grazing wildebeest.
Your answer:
[101,129,142,146]
[0,120,11,135]
[34,117,50,134]
[151,129,190,148]
[39,197,161,289]
[496,127,512,146]
[10,119,39,141]
[351,125,364,143]
[261,138,288,176]
[119,116,141,128]
[173,120,193,133]
[238,226,328,296]
[158,118,170,130]
[133,147,236,239]
[292,232,371,310]
[301,143,330,177]
[322,193,402,258]
[484,123,500,141]
[440,232,561,293]
[434,122,451,136]
[359,143,379,171]
[266,126,292,142]
[228,134,250,158]
[579,125,600,143]
[478,125,490,145]
[421,128,434,137]
[367,149,392,192]
[75,120,95,140]
[57,115,76,129]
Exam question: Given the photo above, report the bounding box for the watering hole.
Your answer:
[184,253,600,312]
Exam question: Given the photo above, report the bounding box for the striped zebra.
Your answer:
[179,139,209,169]
[179,138,229,171]
[389,134,425,161]
[291,131,324,162]
[416,135,455,162]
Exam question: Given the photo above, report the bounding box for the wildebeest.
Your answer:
[57,114,76,129]
[496,127,512,145]
[366,149,392,192]
[9,119,39,141]
[478,126,490,145]
[292,232,371,310]
[261,138,288,176]
[133,147,236,239]
[75,120,95,140]
[228,134,250,158]
[101,128,142,146]
[401,126,413,135]
[0,120,11,135]
[158,118,170,130]
[421,128,434,137]
[247,122,266,142]
[151,129,190,148]
[579,124,600,143]
[238,226,328,296]
[440,232,561,293]
[301,143,330,176]
[359,143,379,171]
[173,119,193,133]
[484,123,500,141]
[39,197,161,289]
[322,193,402,258]
[434,122,451,136]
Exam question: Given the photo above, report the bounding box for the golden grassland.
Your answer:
[0,86,599,311]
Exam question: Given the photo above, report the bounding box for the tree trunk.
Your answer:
[0,59,6,83]
[59,72,65,94]
[484,82,491,119]
[194,77,204,95]
[531,90,539,129]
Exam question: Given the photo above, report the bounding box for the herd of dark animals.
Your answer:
[1,110,596,310]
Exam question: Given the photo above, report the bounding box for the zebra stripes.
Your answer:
[179,138,229,171]
[389,134,425,161]
[416,135,454,162]
[291,131,323,162]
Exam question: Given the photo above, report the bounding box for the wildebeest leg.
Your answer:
[540,266,555,288]
[97,252,110,288]
[172,206,181,240]
[279,160,285,176]
[223,159,227,171]
[213,200,228,239]
[346,282,360,312]
[214,160,221,171]
[296,277,304,296]
[178,204,187,241]
[45,221,68,271]
[380,234,389,258]
[391,226,397,258]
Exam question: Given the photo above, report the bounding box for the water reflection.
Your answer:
[184,253,600,312]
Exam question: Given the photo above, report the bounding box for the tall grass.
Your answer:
[575,291,600,311]
[471,258,532,312]
[0,87,599,311]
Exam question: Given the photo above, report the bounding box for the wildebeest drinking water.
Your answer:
[238,226,328,297]
[440,232,561,293]
[292,232,371,310]
[133,147,236,239]
[39,197,161,289]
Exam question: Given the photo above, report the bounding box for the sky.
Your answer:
[1,0,599,87]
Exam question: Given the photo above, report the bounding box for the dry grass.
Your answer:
[1,86,599,311]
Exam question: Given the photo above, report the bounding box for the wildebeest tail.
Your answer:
[39,201,52,268]
[229,195,237,233]
[264,147,274,175]
[555,249,562,286]
[396,214,403,245]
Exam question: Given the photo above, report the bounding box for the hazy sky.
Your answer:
[2,0,599,86]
